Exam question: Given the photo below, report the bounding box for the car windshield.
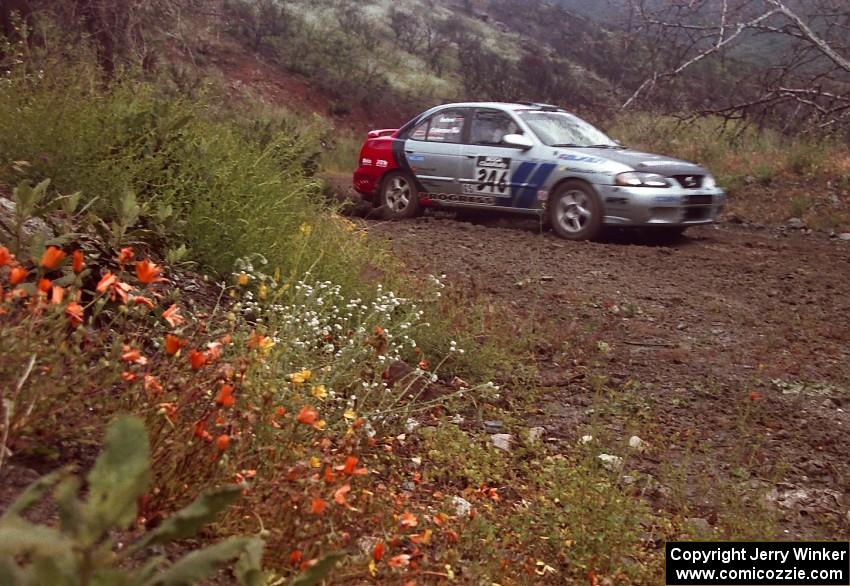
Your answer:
[518,111,619,148]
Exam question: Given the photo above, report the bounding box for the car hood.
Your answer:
[571,148,708,176]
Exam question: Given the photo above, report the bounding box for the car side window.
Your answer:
[470,110,520,146]
[409,118,430,141]
[425,110,465,143]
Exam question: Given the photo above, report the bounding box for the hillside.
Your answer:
[203,0,848,137]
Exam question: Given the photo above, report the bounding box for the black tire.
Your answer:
[548,181,603,240]
[380,171,421,220]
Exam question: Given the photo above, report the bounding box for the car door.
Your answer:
[458,109,533,208]
[403,108,467,195]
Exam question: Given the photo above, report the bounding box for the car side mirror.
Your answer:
[502,134,534,150]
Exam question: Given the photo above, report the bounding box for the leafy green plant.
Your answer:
[0,416,270,586]
[424,424,509,487]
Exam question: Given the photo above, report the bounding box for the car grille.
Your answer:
[685,194,713,205]
[684,207,711,221]
[674,175,704,189]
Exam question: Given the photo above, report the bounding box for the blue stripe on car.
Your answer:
[517,163,557,208]
[510,162,538,205]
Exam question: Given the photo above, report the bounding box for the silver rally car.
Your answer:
[353,102,725,239]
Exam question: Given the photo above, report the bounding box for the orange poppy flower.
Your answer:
[274,406,287,417]
[95,273,132,304]
[374,325,385,336]
[400,511,418,528]
[113,282,132,303]
[297,405,318,426]
[189,349,207,370]
[333,484,351,506]
[122,371,137,382]
[136,259,165,284]
[40,246,66,270]
[289,551,303,566]
[51,286,65,305]
[9,266,27,285]
[165,334,186,355]
[193,419,213,442]
[161,304,185,327]
[215,434,230,451]
[0,246,11,267]
[66,301,84,327]
[96,272,117,293]
[159,402,178,422]
[131,295,155,308]
[749,391,761,402]
[388,554,410,569]
[373,542,385,562]
[216,384,235,408]
[72,249,84,273]
[338,455,360,475]
[310,497,327,515]
[117,247,134,265]
[38,278,52,293]
[121,346,147,365]
[336,456,369,476]
[144,375,164,396]
[410,529,432,545]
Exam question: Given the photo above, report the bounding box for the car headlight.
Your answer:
[615,172,671,188]
[703,174,716,189]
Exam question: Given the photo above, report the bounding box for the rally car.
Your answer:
[352,102,725,240]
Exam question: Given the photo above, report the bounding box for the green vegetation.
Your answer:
[0,416,277,585]
[0,45,380,284]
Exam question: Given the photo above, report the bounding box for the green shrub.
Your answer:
[0,416,271,586]
[424,424,509,487]
[0,55,379,291]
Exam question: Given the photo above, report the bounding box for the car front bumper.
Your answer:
[596,184,726,226]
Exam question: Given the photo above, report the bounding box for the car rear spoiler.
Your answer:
[367,129,398,138]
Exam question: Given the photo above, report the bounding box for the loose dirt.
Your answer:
[365,212,850,540]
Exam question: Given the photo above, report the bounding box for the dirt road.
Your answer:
[365,213,850,539]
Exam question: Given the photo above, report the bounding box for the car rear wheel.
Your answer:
[548,181,602,240]
[380,171,421,220]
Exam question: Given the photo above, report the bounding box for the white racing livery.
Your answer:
[353,102,725,239]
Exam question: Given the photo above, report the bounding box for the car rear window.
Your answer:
[410,110,465,143]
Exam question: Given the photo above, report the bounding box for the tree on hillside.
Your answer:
[1,0,30,41]
[455,35,519,100]
[3,0,189,73]
[225,0,291,52]
[622,0,850,132]
[388,6,423,50]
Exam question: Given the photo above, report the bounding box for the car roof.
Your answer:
[429,102,565,112]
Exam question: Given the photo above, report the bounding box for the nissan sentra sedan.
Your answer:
[352,102,725,240]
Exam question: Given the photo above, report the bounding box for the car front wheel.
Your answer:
[380,171,421,220]
[548,181,603,240]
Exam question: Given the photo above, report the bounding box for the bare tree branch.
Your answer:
[622,7,781,108]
